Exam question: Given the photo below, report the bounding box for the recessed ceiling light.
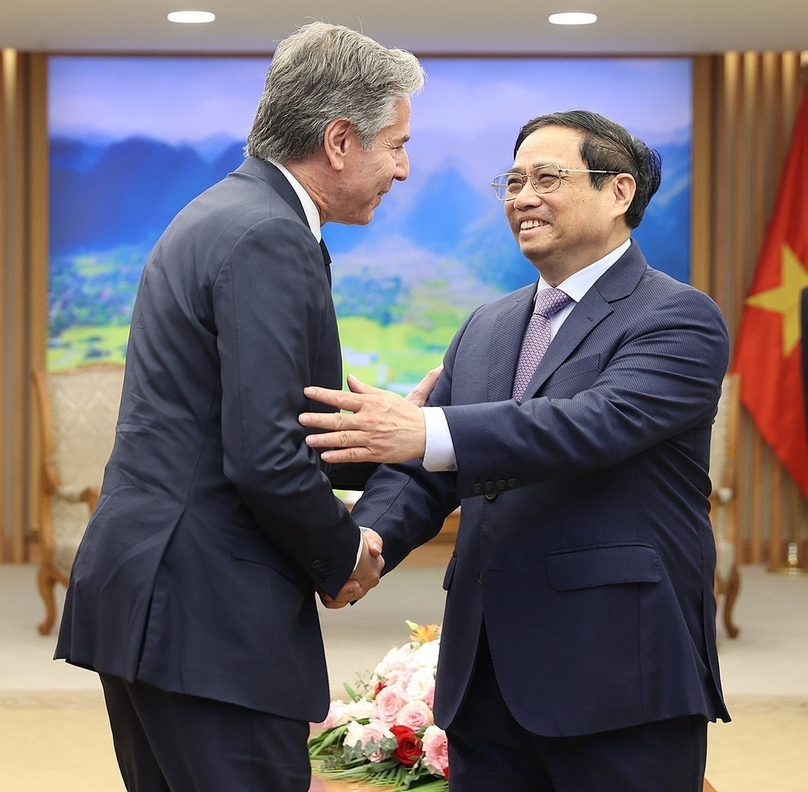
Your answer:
[167,11,216,24]
[548,12,598,25]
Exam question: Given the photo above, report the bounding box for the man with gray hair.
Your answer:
[55,22,426,792]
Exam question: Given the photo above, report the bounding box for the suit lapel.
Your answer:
[520,242,649,399]
[236,157,332,281]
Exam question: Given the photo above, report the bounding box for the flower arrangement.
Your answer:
[309,621,449,791]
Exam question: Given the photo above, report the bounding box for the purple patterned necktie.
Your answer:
[512,287,573,400]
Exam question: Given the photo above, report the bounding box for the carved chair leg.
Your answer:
[722,564,740,638]
[37,563,59,635]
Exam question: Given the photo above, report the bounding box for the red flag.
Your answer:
[732,85,808,497]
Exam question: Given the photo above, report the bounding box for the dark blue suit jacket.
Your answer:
[56,158,364,723]
[352,241,732,737]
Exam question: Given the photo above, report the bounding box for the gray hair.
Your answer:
[247,22,425,163]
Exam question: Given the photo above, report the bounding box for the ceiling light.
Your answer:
[548,12,598,25]
[167,11,216,24]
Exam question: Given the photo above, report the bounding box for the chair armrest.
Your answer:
[55,484,100,512]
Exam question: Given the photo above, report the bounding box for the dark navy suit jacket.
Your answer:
[56,158,364,723]
[352,241,732,737]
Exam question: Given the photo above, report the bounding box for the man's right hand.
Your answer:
[318,529,384,609]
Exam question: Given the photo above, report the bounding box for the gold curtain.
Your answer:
[704,51,808,565]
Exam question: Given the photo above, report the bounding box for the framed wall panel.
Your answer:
[47,55,693,391]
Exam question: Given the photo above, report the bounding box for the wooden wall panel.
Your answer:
[708,51,808,566]
[0,51,47,563]
[1,51,7,561]
[1,49,27,563]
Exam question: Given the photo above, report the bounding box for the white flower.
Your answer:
[372,643,418,684]
[343,720,365,750]
[403,665,436,703]
[412,638,440,669]
[346,698,375,720]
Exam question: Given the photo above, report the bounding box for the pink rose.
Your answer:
[372,683,408,724]
[312,699,350,732]
[422,725,449,779]
[394,700,434,730]
[358,721,394,763]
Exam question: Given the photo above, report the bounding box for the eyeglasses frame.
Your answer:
[490,165,623,202]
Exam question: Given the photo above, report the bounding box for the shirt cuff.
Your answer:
[352,530,365,573]
[422,406,458,472]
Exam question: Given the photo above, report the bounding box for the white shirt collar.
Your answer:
[270,160,322,242]
[537,239,631,303]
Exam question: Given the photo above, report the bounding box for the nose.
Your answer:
[511,178,539,209]
[394,148,410,182]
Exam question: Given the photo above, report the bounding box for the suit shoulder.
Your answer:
[641,267,722,311]
[160,175,310,256]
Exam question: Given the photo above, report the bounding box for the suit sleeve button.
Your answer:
[472,483,483,495]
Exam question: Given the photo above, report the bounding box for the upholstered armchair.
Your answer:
[31,364,125,635]
[709,373,741,638]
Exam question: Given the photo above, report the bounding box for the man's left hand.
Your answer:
[299,374,427,464]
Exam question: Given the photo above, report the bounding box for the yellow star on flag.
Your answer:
[744,243,808,357]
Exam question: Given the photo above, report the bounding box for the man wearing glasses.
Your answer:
[301,110,730,791]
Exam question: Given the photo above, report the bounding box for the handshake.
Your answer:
[306,364,443,610]
[319,528,385,609]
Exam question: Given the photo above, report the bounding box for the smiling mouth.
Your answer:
[520,219,547,231]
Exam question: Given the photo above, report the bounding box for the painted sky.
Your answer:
[49,57,691,173]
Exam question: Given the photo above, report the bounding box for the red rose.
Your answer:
[390,724,423,767]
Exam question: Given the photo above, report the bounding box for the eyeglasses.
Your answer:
[490,163,621,202]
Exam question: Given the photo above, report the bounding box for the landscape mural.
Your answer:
[49,55,692,391]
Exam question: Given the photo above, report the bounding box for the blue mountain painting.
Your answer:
[48,133,690,379]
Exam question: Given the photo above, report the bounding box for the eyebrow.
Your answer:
[508,161,558,173]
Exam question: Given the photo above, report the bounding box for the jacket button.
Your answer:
[485,491,497,501]
[472,483,483,495]
[507,478,518,489]
[496,479,507,491]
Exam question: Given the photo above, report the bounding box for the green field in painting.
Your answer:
[337,314,461,393]
[48,324,130,371]
[48,313,463,388]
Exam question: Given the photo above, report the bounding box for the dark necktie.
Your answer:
[320,238,332,286]
[512,287,573,401]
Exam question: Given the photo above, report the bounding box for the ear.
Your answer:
[611,173,636,218]
[323,118,353,172]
